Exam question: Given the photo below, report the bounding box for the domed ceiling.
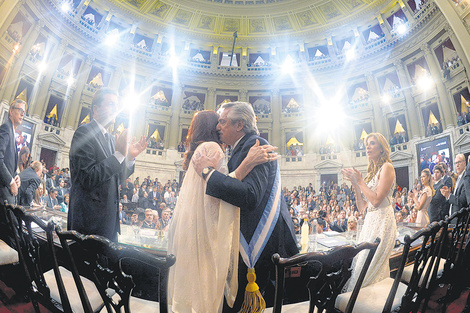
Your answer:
[97,0,394,44]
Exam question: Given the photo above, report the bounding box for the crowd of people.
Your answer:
[118,176,181,231]
[284,182,361,236]
[147,137,164,149]
[456,110,470,127]
[181,98,204,111]
[442,56,461,80]
[425,122,443,137]
[389,131,409,146]
[286,144,303,156]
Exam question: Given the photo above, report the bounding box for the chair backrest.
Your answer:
[399,222,442,312]
[56,229,176,313]
[271,238,380,313]
[442,207,470,277]
[8,205,72,312]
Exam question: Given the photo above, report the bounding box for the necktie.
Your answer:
[104,133,113,154]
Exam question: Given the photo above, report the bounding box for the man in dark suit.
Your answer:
[68,88,146,241]
[441,154,468,221]
[193,101,298,312]
[18,160,43,206]
[429,164,452,222]
[0,99,25,205]
[44,187,61,210]
[56,178,68,204]
[46,174,56,193]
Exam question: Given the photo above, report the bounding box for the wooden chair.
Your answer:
[0,203,20,304]
[9,205,74,313]
[8,205,110,313]
[334,223,445,313]
[418,220,449,312]
[397,222,442,313]
[266,238,380,313]
[437,207,470,312]
[0,203,19,266]
[56,229,176,313]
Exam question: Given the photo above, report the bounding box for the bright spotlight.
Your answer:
[104,30,120,46]
[61,2,71,12]
[397,24,407,35]
[314,103,346,132]
[417,76,434,91]
[67,76,74,86]
[382,94,391,104]
[345,49,356,61]
[122,93,141,112]
[281,56,294,74]
[37,61,47,72]
[169,55,180,68]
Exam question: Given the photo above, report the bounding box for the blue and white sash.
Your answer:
[239,164,281,268]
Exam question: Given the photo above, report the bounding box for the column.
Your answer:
[239,89,247,102]
[378,15,393,41]
[445,24,470,76]
[132,81,150,138]
[366,73,385,135]
[168,83,183,149]
[270,88,281,149]
[0,0,22,34]
[108,67,122,90]
[65,57,94,128]
[399,0,415,23]
[433,0,470,65]
[29,39,68,118]
[206,87,216,111]
[394,60,422,138]
[0,21,43,101]
[422,44,454,128]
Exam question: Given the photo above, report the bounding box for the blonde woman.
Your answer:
[341,132,397,290]
[409,169,433,227]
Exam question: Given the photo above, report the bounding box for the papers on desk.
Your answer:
[316,236,350,248]
[323,231,342,237]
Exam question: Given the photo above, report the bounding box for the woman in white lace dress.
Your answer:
[167,111,277,313]
[341,132,397,291]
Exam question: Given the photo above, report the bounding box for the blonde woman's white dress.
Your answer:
[344,164,397,291]
[168,142,239,313]
[415,186,431,227]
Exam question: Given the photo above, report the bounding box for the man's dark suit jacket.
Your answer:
[18,167,41,206]
[68,120,133,241]
[448,170,468,218]
[46,177,55,193]
[206,133,298,311]
[429,178,452,222]
[0,118,17,205]
[44,195,59,209]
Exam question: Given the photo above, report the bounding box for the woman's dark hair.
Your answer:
[182,110,221,170]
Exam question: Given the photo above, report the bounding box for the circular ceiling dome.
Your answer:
[95,0,391,44]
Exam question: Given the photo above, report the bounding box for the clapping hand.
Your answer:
[128,136,147,160]
[115,129,128,156]
[440,186,451,199]
[341,168,362,185]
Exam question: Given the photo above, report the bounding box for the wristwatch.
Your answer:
[202,166,215,180]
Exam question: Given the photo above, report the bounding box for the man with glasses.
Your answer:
[0,99,25,205]
[441,154,468,219]
[68,88,146,241]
